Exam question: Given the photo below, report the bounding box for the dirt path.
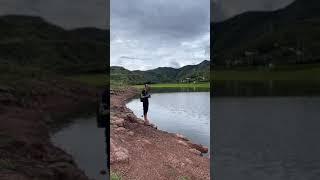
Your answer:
[0,79,99,180]
[110,87,210,180]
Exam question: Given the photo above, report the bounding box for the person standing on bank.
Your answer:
[141,83,151,125]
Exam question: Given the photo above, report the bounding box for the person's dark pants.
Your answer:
[143,101,149,115]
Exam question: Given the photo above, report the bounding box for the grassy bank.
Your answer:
[67,73,108,87]
[133,83,210,89]
[214,64,320,81]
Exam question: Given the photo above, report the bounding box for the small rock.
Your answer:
[126,114,137,123]
[112,117,125,127]
[115,127,126,132]
[137,120,144,124]
[113,148,129,163]
[189,148,202,156]
[167,154,180,168]
[177,140,188,146]
[110,140,129,164]
[128,131,134,136]
[100,170,107,175]
[149,123,157,129]
[188,143,209,154]
[175,133,189,141]
[142,139,151,145]
[185,158,193,164]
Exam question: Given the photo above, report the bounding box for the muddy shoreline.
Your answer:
[110,87,210,179]
[0,79,100,180]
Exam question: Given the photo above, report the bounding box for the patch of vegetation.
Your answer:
[0,133,15,148]
[110,171,122,180]
[179,176,190,180]
[67,73,108,87]
[0,159,16,171]
[213,64,320,81]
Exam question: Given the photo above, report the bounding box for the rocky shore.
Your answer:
[110,87,210,180]
[0,79,99,180]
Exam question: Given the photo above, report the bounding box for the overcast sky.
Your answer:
[111,0,210,71]
[211,0,295,22]
[0,0,108,29]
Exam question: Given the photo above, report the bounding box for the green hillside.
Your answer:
[110,60,210,85]
[0,15,108,75]
[212,0,320,67]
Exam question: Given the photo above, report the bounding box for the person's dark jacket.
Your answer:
[141,89,151,103]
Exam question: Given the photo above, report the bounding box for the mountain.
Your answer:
[0,15,108,74]
[111,60,210,85]
[212,0,320,67]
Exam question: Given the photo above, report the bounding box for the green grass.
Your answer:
[0,159,16,171]
[214,64,320,81]
[67,73,108,87]
[133,83,210,89]
[110,171,122,180]
[179,176,190,180]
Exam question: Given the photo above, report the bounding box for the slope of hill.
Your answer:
[212,0,320,67]
[0,15,108,75]
[110,60,210,85]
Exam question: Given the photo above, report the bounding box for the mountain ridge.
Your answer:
[111,60,210,84]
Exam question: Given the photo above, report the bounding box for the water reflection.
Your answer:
[51,117,107,180]
[213,80,320,180]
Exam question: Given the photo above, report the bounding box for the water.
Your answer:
[213,80,320,180]
[51,116,108,180]
[126,91,210,154]
[214,80,320,97]
[49,80,320,179]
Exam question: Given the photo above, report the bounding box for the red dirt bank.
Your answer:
[110,87,210,180]
[0,79,98,180]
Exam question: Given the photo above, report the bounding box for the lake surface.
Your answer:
[213,80,320,180]
[126,91,210,154]
[51,116,107,180]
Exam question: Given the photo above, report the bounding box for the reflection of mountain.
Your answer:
[0,15,108,74]
[110,60,210,84]
[212,0,320,66]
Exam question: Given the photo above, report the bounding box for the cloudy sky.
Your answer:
[111,0,210,71]
[0,0,108,29]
